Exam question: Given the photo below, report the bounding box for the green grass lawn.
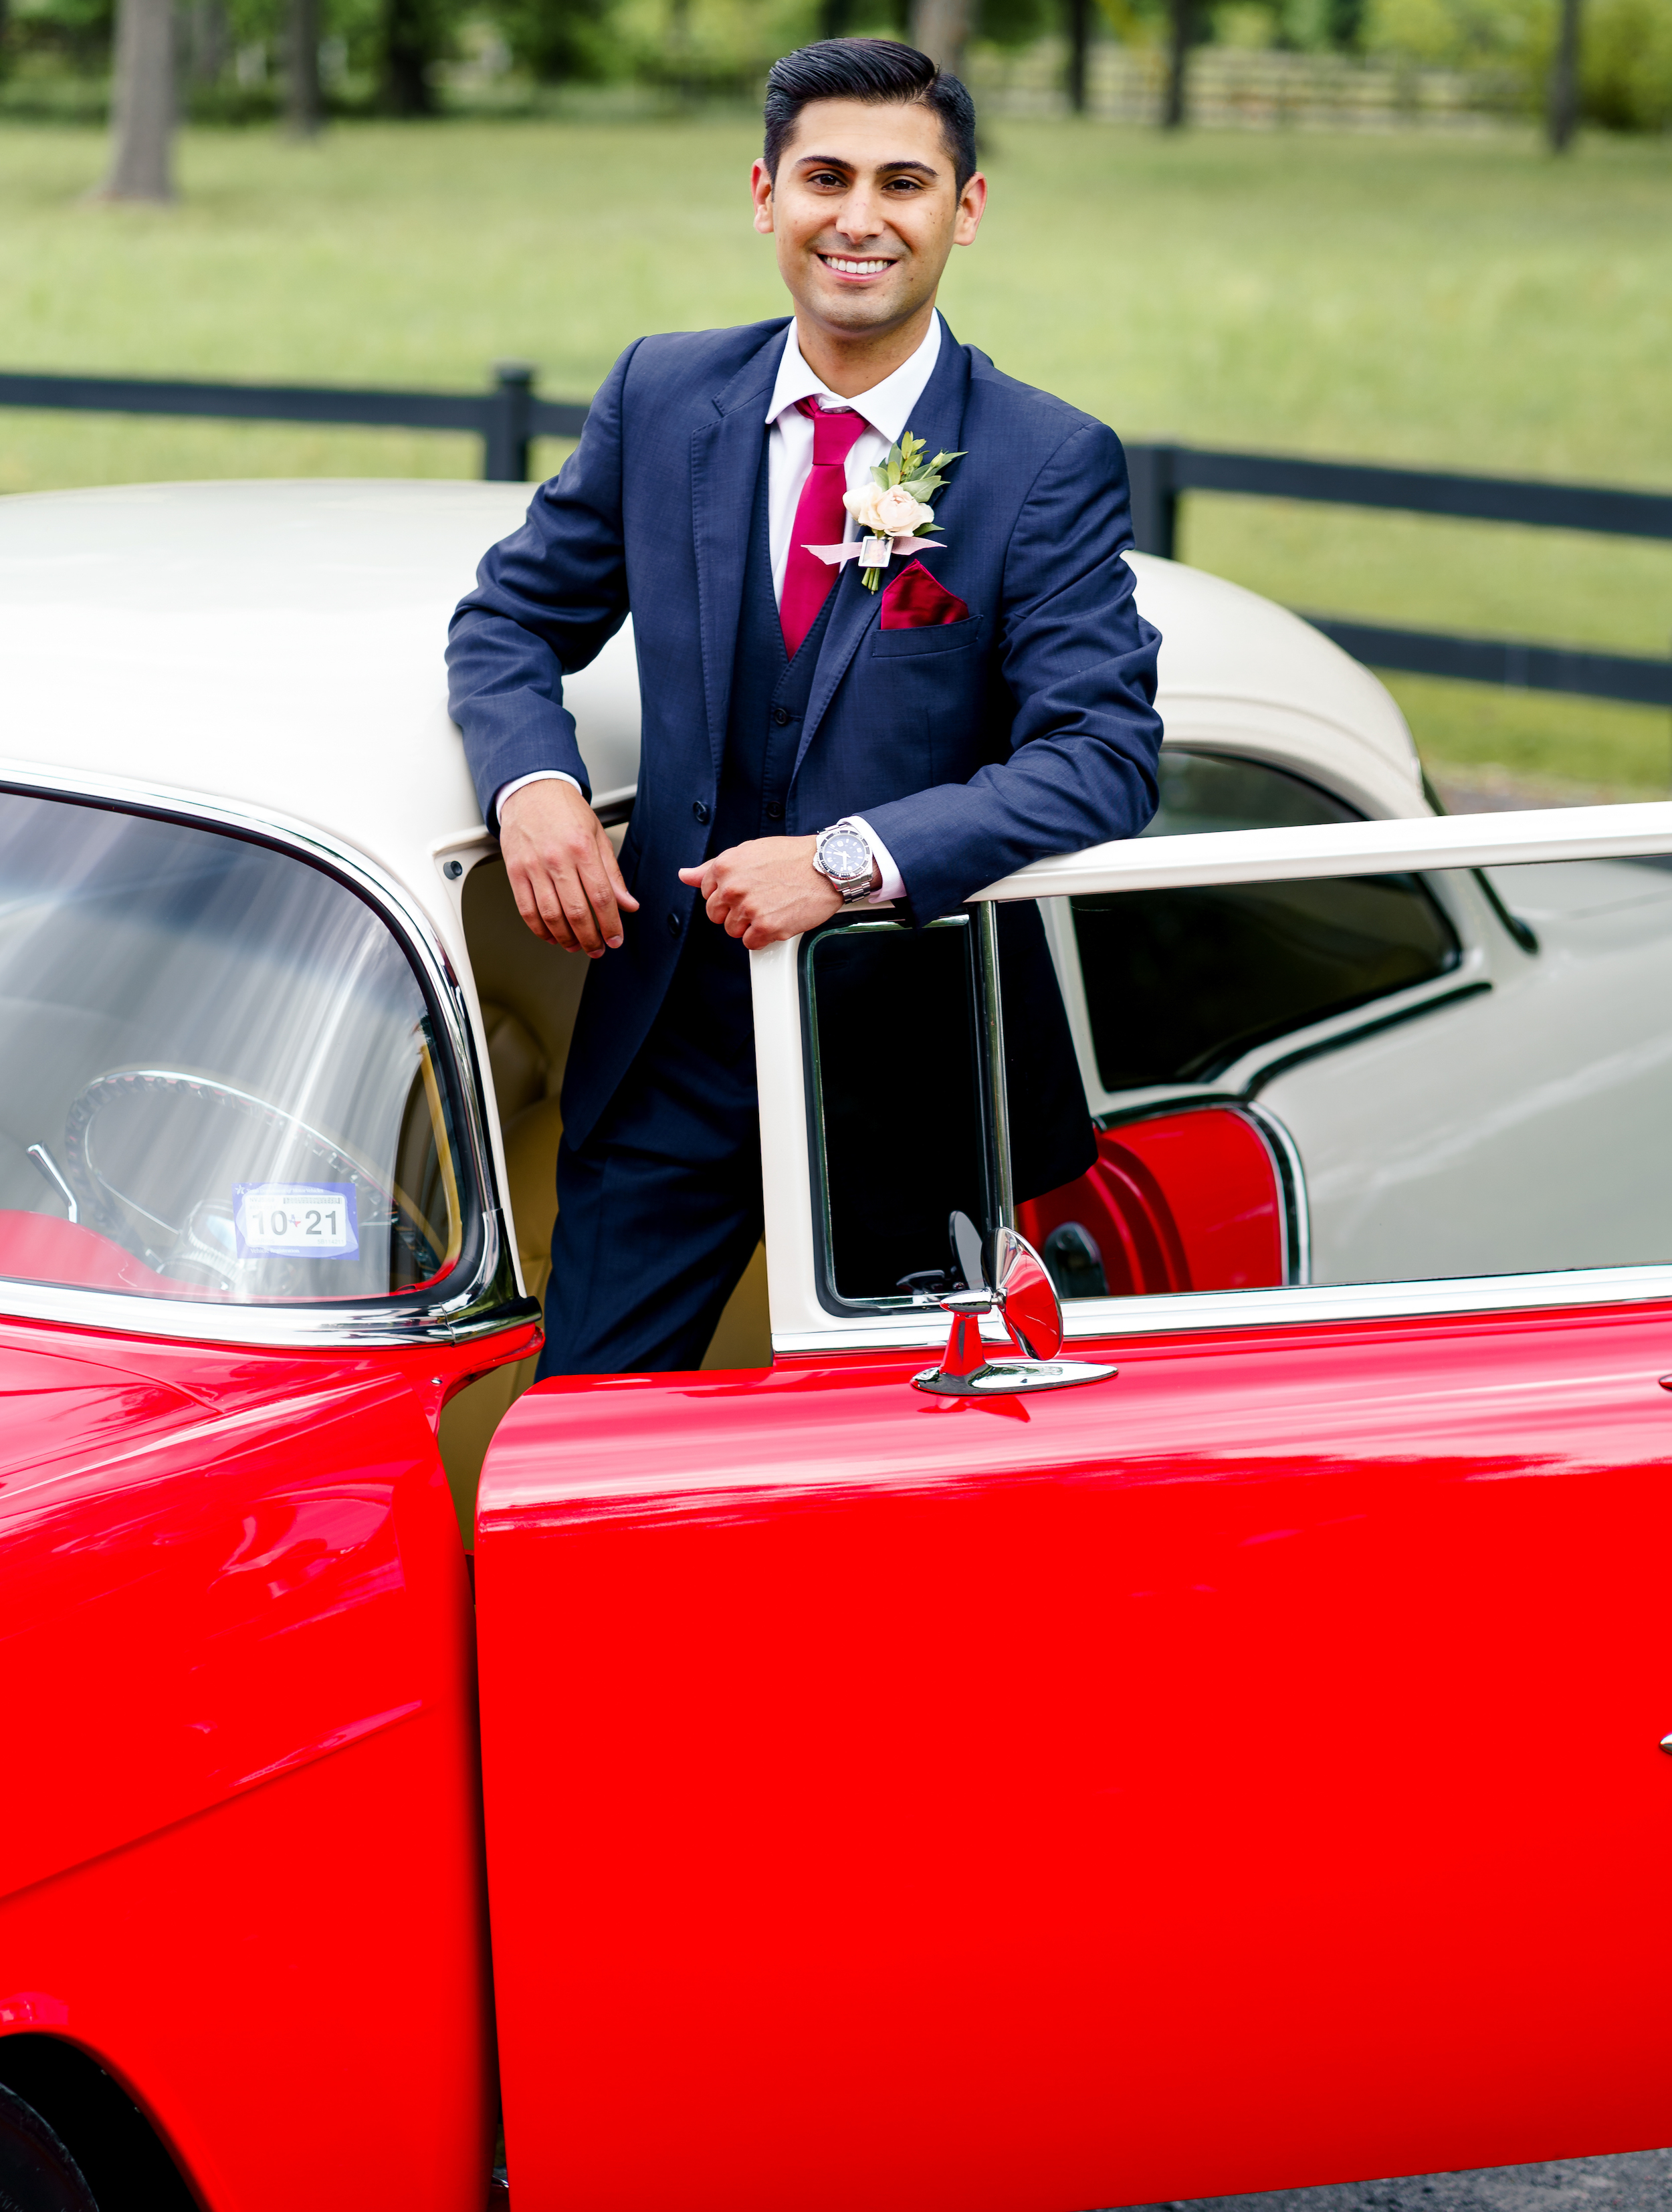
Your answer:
[3,113,1671,793]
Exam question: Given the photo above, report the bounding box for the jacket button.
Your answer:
[771,706,792,728]
[765,800,785,821]
[692,800,710,824]
[667,910,682,936]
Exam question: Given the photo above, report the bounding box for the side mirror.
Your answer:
[912,1213,1118,1398]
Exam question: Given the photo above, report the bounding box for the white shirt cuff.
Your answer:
[847,815,906,905]
[494,769,582,825]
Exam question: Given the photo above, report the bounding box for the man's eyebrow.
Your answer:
[794,154,940,177]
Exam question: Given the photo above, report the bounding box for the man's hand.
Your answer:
[678,836,874,950]
[499,778,640,956]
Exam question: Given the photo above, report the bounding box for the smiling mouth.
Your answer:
[818,255,896,278]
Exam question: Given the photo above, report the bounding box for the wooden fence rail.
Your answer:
[3,364,1667,709]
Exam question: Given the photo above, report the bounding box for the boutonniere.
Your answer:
[804,430,966,593]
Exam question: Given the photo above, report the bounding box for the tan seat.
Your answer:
[437,860,771,1543]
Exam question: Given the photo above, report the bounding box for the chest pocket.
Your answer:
[860,613,986,788]
[867,613,982,659]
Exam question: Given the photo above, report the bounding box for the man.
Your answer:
[447,35,1163,1377]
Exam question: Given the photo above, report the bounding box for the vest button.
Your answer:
[667,910,682,936]
[765,801,785,821]
[771,706,792,728]
[692,799,710,824]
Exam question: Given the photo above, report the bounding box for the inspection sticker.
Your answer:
[233,1183,359,1260]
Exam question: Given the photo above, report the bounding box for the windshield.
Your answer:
[0,791,468,1307]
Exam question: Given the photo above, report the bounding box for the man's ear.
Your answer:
[954,171,987,249]
[750,156,775,236]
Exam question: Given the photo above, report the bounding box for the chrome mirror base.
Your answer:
[914,1356,1118,1397]
[912,1216,1115,1395]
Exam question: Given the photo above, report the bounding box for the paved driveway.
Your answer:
[1130,2150,1672,2212]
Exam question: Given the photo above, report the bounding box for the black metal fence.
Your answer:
[0,361,583,485]
[3,362,1669,710]
[1125,443,1672,709]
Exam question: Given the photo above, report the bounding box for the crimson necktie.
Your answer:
[779,397,869,662]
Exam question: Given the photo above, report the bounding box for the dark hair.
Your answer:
[763,39,977,193]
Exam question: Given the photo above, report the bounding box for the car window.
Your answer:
[804,905,1094,1310]
[0,791,468,1305]
[1076,750,1457,1091]
[1075,875,1461,1090]
[1139,750,1361,839]
[805,847,1672,1314]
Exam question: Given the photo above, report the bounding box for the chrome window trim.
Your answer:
[0,758,538,1351]
[772,1261,1672,1357]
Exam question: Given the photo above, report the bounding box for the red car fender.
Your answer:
[0,1317,534,2212]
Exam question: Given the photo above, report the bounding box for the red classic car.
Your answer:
[4,477,1672,2212]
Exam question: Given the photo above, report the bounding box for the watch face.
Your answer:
[821,829,871,882]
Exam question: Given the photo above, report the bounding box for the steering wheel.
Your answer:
[61,1069,443,1293]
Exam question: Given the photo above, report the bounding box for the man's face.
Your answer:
[751,98,985,340]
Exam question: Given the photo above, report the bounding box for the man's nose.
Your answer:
[833,187,887,241]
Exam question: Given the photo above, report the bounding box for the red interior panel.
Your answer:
[0,1210,173,1296]
[1019,1105,1286,1295]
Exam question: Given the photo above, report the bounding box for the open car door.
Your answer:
[477,799,1672,2212]
[0,772,538,2212]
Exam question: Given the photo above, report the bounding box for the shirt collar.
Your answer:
[764,311,944,444]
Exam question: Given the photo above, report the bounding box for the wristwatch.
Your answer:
[812,819,876,905]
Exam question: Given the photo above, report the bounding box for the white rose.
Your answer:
[874,484,934,536]
[842,482,935,538]
[843,481,887,532]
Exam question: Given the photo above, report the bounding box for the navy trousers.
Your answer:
[536,915,764,1377]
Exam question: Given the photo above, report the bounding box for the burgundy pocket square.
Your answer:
[879,559,970,631]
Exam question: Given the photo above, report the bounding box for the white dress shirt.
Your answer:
[497,313,948,906]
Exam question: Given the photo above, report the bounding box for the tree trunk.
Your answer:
[1162,0,1190,125]
[100,0,175,200]
[379,0,436,114]
[910,0,972,79]
[1065,0,1088,110]
[185,0,229,84]
[286,0,322,134]
[1547,0,1582,150]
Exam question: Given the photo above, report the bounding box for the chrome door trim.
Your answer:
[771,1262,1672,1358]
[0,757,539,1351]
[970,800,1672,903]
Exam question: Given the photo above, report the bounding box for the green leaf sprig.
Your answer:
[859,430,966,590]
[869,429,966,518]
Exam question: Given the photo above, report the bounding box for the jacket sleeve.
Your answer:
[855,418,1163,922]
[445,340,640,830]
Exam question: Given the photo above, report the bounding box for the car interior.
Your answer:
[436,854,772,1527]
[0,793,463,1309]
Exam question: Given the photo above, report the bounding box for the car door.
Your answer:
[0,775,538,2212]
[476,798,1672,2212]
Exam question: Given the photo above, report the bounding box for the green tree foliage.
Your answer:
[7,0,116,74]
[1577,0,1672,124]
[486,0,617,77]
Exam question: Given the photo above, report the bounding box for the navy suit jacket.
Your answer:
[447,314,1163,1151]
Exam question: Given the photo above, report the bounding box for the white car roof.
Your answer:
[0,478,1425,955]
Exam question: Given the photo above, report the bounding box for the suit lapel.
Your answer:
[691,322,789,781]
[792,323,974,784]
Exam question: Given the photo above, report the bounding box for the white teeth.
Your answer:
[823,257,889,275]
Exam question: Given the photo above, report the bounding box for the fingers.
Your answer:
[500,782,639,956]
[508,857,576,950]
[602,837,641,915]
